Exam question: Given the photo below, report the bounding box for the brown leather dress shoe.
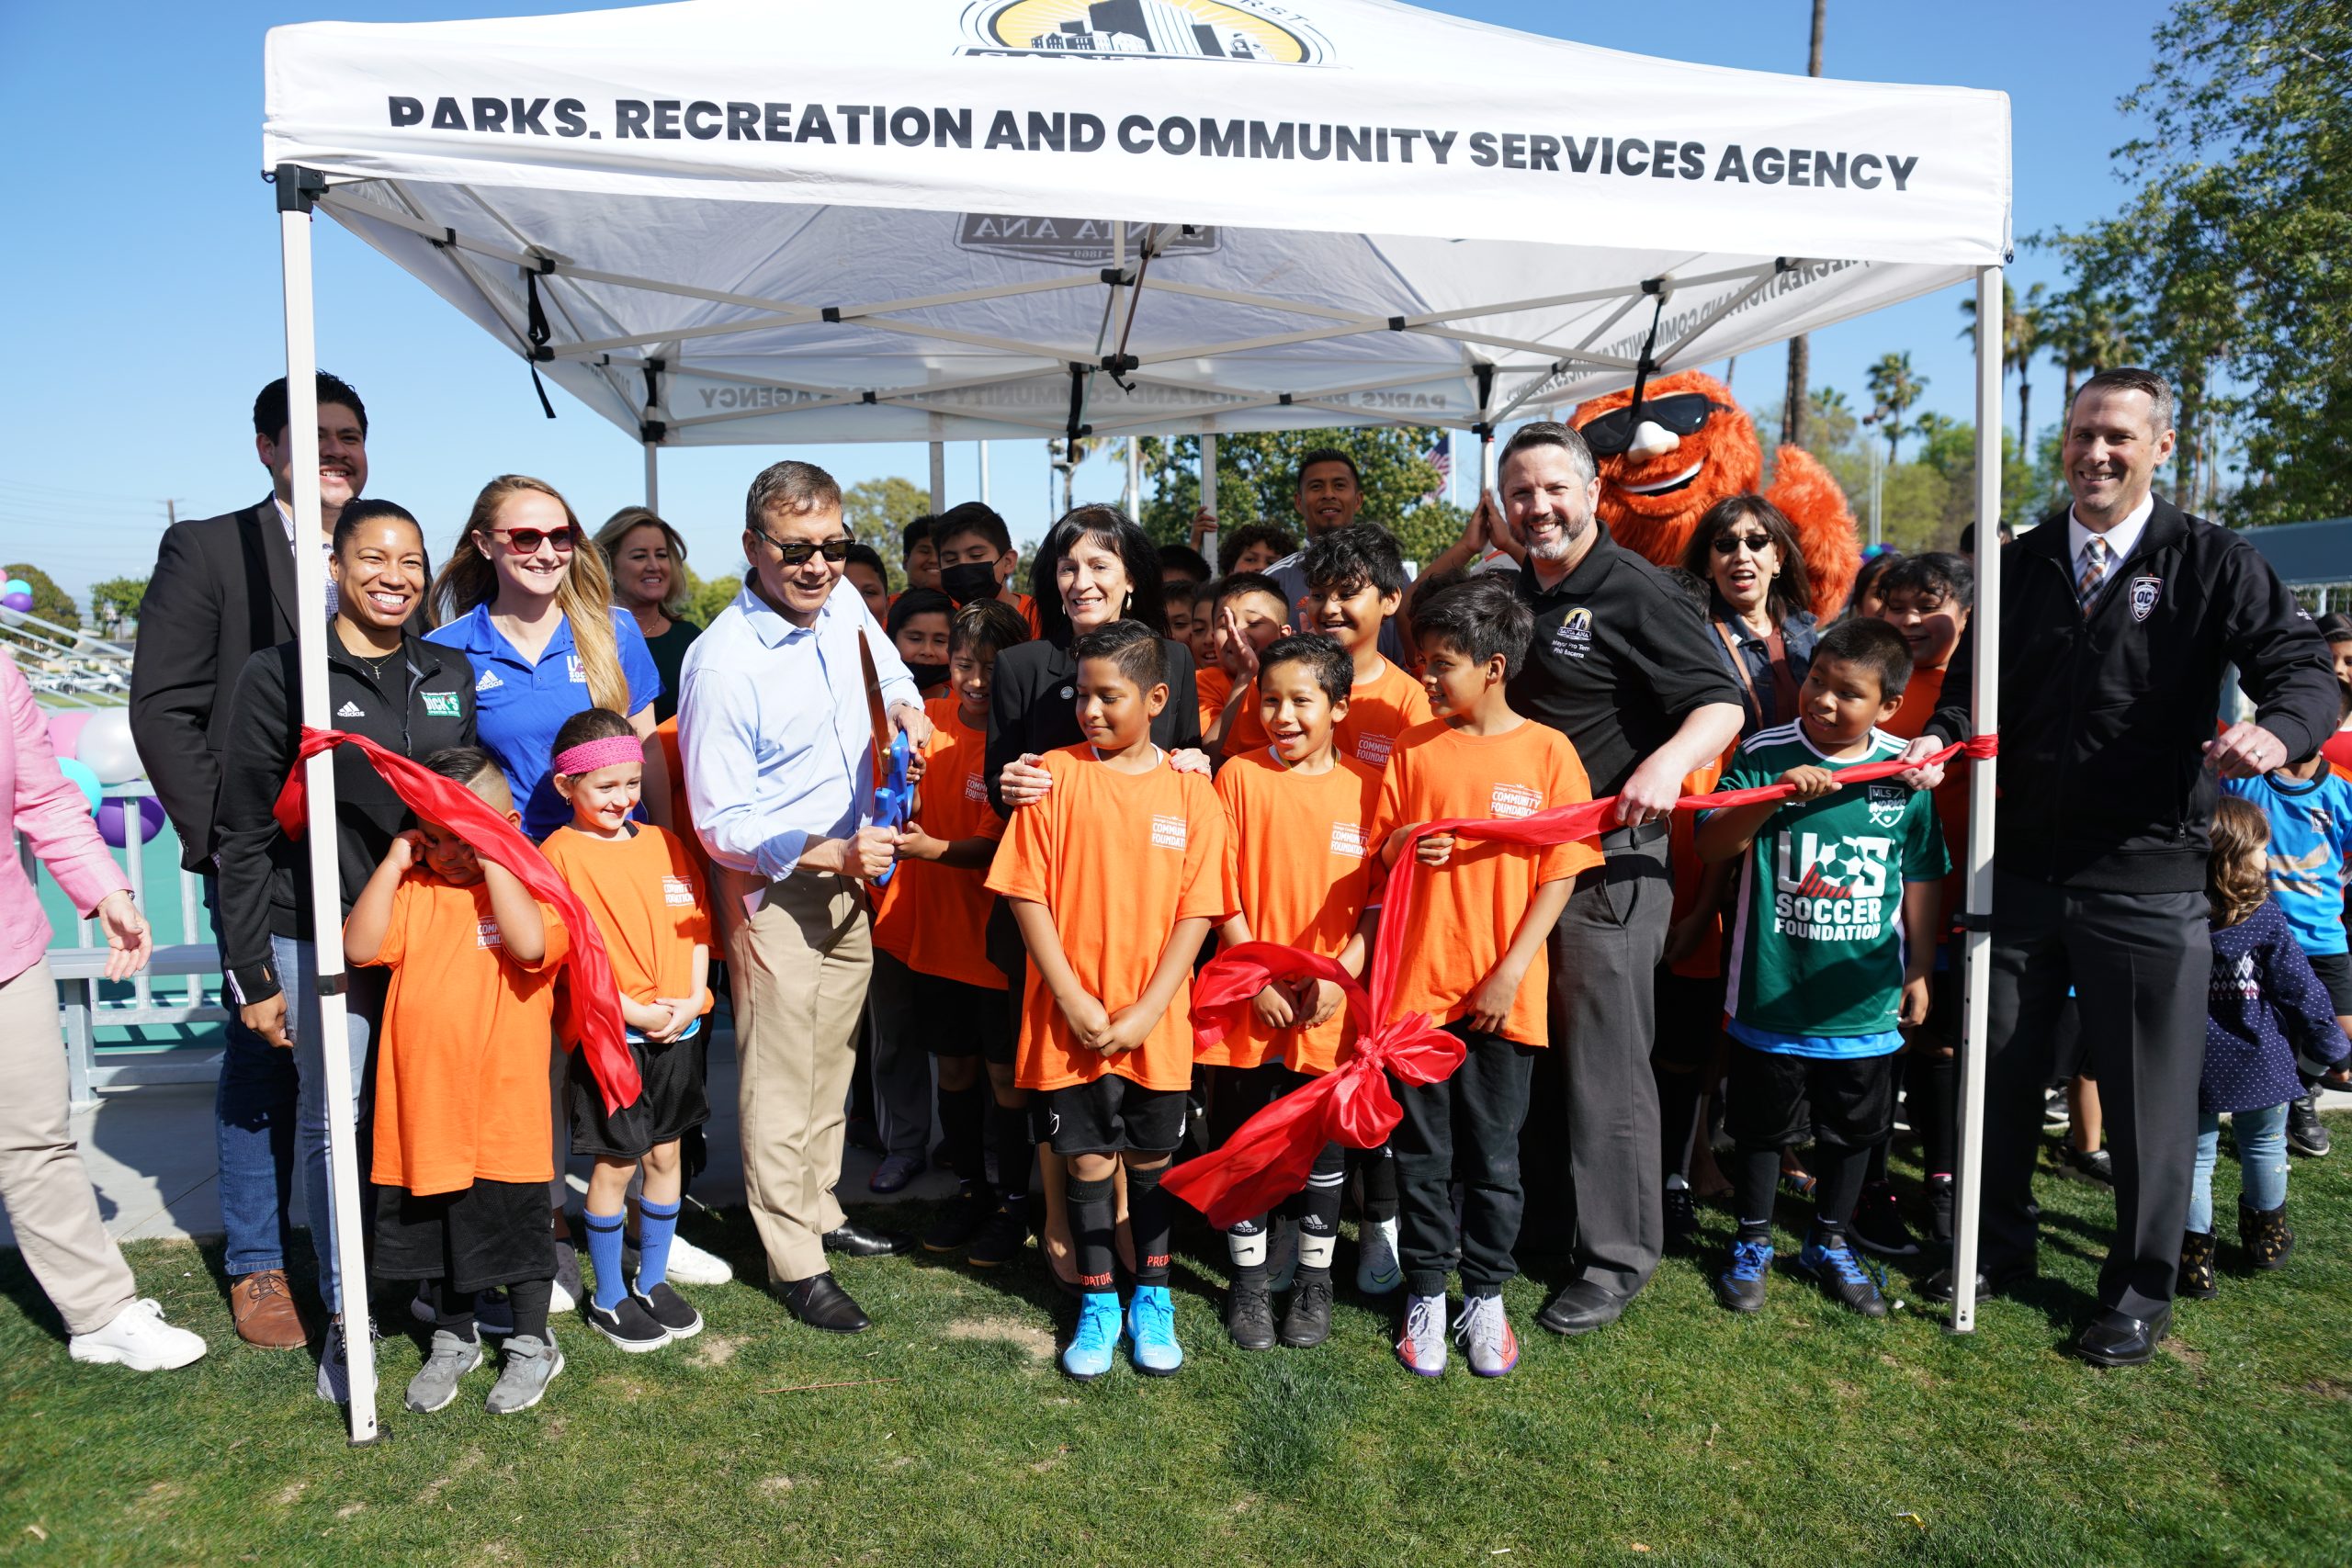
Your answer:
[231,1268,308,1349]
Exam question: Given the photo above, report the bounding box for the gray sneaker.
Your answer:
[316,1318,378,1405]
[485,1334,565,1415]
[403,1328,482,1414]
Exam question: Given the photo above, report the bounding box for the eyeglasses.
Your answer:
[1711,531,1776,556]
[1577,392,1732,457]
[756,532,854,567]
[492,525,578,555]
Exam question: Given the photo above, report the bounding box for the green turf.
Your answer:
[4,1128,2347,1566]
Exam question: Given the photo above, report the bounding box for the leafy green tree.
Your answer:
[88,576,147,627]
[1862,352,1928,463]
[3,563,79,630]
[1135,427,1459,567]
[839,477,928,590]
[2040,0,2349,525]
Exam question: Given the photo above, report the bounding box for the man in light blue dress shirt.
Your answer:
[679,461,932,1334]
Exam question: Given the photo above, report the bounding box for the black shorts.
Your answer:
[373,1179,555,1294]
[1653,973,1726,1073]
[2307,950,2352,1017]
[568,1026,711,1159]
[915,971,1015,1065]
[1725,1042,1897,1154]
[1044,1076,1188,1156]
[1206,1061,1311,1147]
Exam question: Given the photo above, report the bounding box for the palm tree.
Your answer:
[1781,0,1828,450]
[1959,280,2043,450]
[2039,287,2137,421]
[1864,351,1927,463]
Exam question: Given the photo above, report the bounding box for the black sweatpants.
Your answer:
[1978,872,2209,1318]
[1391,1022,1537,1299]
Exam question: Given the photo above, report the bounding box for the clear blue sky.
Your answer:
[0,0,2171,607]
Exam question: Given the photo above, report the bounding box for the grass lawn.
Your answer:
[4,1125,2347,1567]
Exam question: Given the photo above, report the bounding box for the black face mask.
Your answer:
[906,660,952,691]
[939,562,1002,607]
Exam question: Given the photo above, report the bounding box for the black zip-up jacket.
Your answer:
[1928,496,2335,894]
[214,626,476,1005]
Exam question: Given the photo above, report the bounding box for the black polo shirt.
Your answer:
[1507,523,1742,795]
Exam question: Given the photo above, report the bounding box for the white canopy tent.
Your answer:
[261,0,2010,1443]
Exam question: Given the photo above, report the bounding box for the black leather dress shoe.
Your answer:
[2074,1305,2170,1368]
[1917,1265,2028,1303]
[822,1221,914,1258]
[1536,1280,1628,1337]
[782,1272,871,1334]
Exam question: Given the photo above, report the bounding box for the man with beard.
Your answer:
[1494,421,1744,1339]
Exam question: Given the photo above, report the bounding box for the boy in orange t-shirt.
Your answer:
[539,708,713,1354]
[1373,575,1599,1380]
[1204,572,1296,758]
[1208,635,1384,1352]
[986,622,1232,1380]
[896,598,1029,1260]
[346,747,571,1416]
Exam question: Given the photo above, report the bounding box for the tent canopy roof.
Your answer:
[263,0,2011,445]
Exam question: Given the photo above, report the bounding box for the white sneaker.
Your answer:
[1395,1292,1448,1377]
[661,1231,733,1287]
[68,1299,207,1371]
[1452,1293,1520,1378]
[1355,1215,1402,1296]
[1266,1216,1299,1293]
[548,1276,577,1314]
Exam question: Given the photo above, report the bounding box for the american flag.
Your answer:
[1419,433,1452,505]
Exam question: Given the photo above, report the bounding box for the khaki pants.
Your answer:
[725,868,872,1284]
[0,958,137,1335]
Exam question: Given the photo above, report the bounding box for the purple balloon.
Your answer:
[1,592,31,614]
[97,795,166,848]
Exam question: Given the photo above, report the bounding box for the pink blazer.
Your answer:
[3,649,129,984]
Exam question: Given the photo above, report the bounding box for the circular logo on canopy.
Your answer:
[975,0,1323,64]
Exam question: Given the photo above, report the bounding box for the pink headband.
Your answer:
[554,736,643,777]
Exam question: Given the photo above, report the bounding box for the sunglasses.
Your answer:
[1711,531,1777,556]
[492,525,578,554]
[1576,392,1731,457]
[758,532,854,567]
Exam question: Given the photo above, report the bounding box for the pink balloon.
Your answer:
[47,711,91,760]
[96,795,165,849]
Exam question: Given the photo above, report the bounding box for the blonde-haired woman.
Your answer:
[595,506,700,725]
[427,476,671,839]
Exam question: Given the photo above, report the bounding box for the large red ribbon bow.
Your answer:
[1163,735,1996,1228]
[275,727,643,1113]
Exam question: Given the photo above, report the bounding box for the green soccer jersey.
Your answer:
[1712,722,1951,1046]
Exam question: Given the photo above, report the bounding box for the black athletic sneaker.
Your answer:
[583,1292,670,1352]
[1796,1226,1887,1318]
[1663,1184,1698,1246]
[967,1203,1030,1269]
[1225,1280,1277,1351]
[922,1182,995,1253]
[2286,1095,2331,1158]
[1279,1274,1334,1349]
[1850,1183,1921,1258]
[632,1280,702,1339]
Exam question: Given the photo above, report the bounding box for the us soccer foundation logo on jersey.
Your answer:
[1773,830,1893,940]
[967,0,1329,64]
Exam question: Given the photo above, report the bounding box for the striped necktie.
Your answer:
[2076,536,2110,614]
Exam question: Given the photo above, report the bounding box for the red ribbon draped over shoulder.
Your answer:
[1163,734,1996,1229]
[275,727,643,1114]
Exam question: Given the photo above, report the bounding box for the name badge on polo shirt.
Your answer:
[662,874,695,908]
[1151,813,1188,851]
[1490,783,1542,819]
[423,691,460,717]
[1329,822,1369,859]
[1549,607,1594,659]
[567,654,587,684]
[476,919,503,949]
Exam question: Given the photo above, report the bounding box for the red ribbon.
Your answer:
[1163,734,1996,1228]
[274,727,642,1113]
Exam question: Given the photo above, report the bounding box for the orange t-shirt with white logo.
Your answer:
[899,696,1009,990]
[986,747,1234,1092]
[1222,655,1431,771]
[363,871,571,1196]
[540,823,712,1016]
[1195,665,1234,737]
[1209,747,1385,1074]
[1371,719,1600,1047]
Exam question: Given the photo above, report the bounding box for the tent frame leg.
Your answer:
[1949,263,2004,1336]
[277,163,383,1442]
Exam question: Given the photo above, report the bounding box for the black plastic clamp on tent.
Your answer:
[640,361,664,445]
[271,163,327,214]
[523,257,558,419]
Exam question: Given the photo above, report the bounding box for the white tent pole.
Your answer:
[928,439,946,513]
[277,164,380,1441]
[1125,436,1140,518]
[642,442,660,512]
[1951,262,2005,1335]
[978,441,990,506]
[1199,433,1219,565]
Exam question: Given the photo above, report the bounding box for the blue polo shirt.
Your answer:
[425,604,661,840]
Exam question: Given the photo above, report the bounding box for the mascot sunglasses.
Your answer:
[1577,390,1734,457]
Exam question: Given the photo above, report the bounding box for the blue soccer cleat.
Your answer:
[1061,1292,1121,1382]
[1125,1285,1184,1375]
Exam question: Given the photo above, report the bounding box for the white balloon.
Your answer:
[76,711,145,784]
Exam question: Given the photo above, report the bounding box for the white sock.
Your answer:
[1227,1225,1268,1269]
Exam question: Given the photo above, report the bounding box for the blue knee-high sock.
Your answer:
[583,1208,628,1312]
[638,1197,682,1292]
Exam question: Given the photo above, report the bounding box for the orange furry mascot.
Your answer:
[1570,370,1860,621]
